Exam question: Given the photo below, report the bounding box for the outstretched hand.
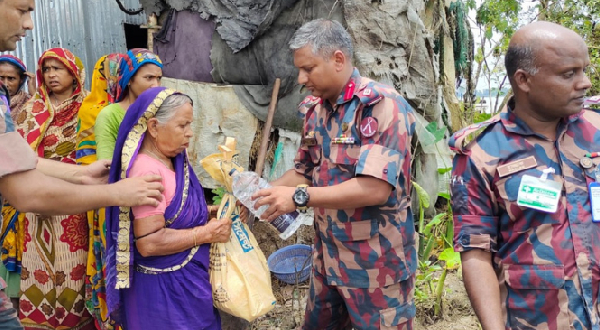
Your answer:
[81,159,111,185]
[252,186,296,222]
[113,175,164,207]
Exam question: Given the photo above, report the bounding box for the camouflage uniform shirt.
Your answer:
[294,68,417,289]
[450,101,600,329]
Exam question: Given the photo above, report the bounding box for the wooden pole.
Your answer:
[255,78,281,177]
[141,13,161,52]
[249,78,281,230]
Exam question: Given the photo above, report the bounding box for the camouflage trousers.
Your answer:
[0,289,22,329]
[303,270,415,330]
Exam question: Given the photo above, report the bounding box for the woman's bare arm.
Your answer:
[134,214,232,257]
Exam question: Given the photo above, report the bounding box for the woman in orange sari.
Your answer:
[12,48,93,330]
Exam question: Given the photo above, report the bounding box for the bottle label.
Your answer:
[270,211,298,234]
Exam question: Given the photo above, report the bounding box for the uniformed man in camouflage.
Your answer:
[254,19,417,329]
[450,21,600,329]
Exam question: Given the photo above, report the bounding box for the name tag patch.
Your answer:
[498,156,537,178]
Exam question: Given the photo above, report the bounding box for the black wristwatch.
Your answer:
[293,184,310,213]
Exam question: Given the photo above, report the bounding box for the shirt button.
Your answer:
[461,237,468,245]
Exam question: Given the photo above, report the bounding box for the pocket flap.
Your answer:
[504,264,564,290]
[332,219,377,241]
[379,301,416,327]
[329,143,359,164]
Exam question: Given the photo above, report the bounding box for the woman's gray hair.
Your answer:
[154,94,194,125]
[289,19,353,59]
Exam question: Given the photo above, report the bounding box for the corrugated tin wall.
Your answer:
[6,0,147,88]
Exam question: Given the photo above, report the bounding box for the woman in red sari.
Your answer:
[11,47,93,330]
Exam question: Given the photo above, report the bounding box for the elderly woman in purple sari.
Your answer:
[105,87,232,329]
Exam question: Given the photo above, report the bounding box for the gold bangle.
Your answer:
[192,228,197,247]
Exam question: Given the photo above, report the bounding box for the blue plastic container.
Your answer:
[267,244,312,284]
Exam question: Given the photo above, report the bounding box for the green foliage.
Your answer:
[433,248,461,316]
[473,112,492,123]
[413,181,431,209]
[415,260,442,303]
[211,187,227,205]
[449,1,471,77]
[413,181,458,317]
[425,122,447,144]
[475,0,520,41]
[438,248,461,270]
[438,192,451,200]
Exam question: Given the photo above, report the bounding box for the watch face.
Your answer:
[294,190,308,205]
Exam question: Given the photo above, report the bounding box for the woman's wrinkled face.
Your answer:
[154,103,194,158]
[0,62,22,96]
[129,64,162,99]
[42,58,74,95]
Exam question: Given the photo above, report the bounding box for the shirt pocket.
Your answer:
[330,219,381,282]
[494,166,564,232]
[495,166,561,202]
[325,143,360,186]
[504,264,571,329]
[328,143,360,165]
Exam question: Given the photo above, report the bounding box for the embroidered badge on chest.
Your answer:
[360,117,378,138]
[302,131,317,147]
[341,122,349,132]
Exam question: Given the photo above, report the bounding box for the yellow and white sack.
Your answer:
[203,138,276,321]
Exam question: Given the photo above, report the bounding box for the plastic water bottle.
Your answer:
[230,169,308,240]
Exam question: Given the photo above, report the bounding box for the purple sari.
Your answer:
[105,87,220,329]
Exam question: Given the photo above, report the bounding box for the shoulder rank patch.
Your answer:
[449,116,500,155]
[357,82,383,106]
[298,95,322,118]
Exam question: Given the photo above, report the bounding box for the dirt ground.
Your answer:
[235,222,481,330]
[248,222,314,330]
[414,270,480,330]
